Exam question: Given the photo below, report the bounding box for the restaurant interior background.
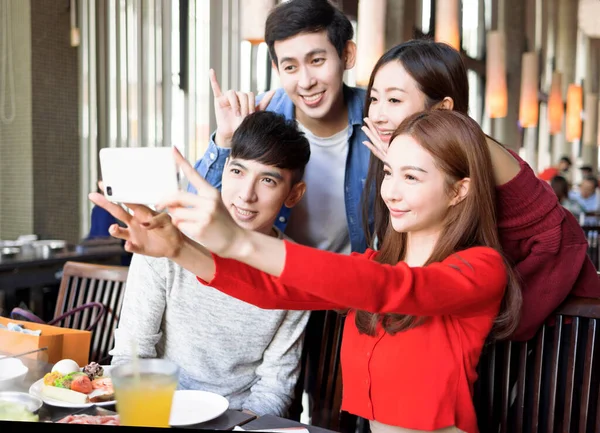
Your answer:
[0,0,599,308]
[0,0,600,431]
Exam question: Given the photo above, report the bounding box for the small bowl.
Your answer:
[0,358,29,391]
[0,247,20,258]
[0,391,43,413]
[31,240,67,258]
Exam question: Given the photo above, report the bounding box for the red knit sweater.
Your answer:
[498,151,600,340]
[199,243,507,432]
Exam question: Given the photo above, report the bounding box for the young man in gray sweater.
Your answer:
[107,111,311,417]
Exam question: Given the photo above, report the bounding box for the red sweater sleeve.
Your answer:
[496,150,564,237]
[200,245,506,316]
[276,243,506,316]
[497,150,600,341]
[197,254,347,311]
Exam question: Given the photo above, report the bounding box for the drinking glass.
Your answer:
[111,359,179,427]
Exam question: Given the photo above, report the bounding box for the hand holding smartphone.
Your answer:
[98,147,180,205]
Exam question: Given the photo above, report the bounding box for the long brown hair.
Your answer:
[355,111,522,341]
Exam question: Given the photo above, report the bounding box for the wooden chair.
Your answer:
[12,261,129,363]
[474,296,600,433]
[304,297,600,433]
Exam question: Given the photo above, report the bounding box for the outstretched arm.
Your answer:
[160,148,507,317]
[205,237,507,317]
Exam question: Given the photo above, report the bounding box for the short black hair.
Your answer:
[265,0,354,66]
[560,156,572,166]
[230,111,310,184]
[580,165,593,173]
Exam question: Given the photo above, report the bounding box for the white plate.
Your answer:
[29,365,115,408]
[169,390,229,426]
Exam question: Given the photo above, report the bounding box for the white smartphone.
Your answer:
[99,147,180,205]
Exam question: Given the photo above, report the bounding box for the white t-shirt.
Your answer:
[284,122,351,254]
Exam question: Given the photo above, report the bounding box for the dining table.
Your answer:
[0,351,335,432]
[0,239,129,317]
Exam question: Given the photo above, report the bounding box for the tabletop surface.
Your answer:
[242,414,338,433]
[0,351,258,430]
[0,243,126,272]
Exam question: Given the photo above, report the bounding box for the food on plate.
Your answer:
[0,401,39,422]
[43,371,63,386]
[91,377,112,389]
[89,387,115,403]
[89,377,114,402]
[51,359,80,376]
[41,385,89,404]
[57,414,120,425]
[40,360,114,404]
[54,371,87,389]
[70,375,93,394]
[82,362,104,380]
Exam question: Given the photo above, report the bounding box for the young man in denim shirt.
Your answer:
[189,0,372,422]
[192,0,371,255]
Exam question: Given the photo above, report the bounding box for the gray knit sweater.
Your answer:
[109,242,310,416]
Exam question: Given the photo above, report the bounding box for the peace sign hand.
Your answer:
[210,69,276,149]
[156,148,248,258]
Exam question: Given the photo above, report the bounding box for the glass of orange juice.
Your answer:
[111,359,179,427]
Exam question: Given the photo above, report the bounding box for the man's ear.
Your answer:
[433,97,454,111]
[343,41,357,70]
[284,181,306,208]
[450,178,470,206]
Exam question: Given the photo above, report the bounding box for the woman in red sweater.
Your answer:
[359,40,599,341]
[132,110,522,433]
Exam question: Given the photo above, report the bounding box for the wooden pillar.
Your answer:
[552,0,579,164]
[385,0,417,49]
[581,39,600,171]
[494,0,526,151]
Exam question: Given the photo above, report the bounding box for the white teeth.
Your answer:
[236,207,255,216]
[303,92,323,102]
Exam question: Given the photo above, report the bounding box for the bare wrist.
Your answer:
[170,236,193,261]
[215,132,232,149]
[229,229,255,261]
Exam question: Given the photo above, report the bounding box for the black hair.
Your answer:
[580,165,593,173]
[230,111,311,184]
[265,0,354,65]
[560,156,572,166]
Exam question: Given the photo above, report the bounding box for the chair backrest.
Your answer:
[54,261,129,363]
[474,296,600,433]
